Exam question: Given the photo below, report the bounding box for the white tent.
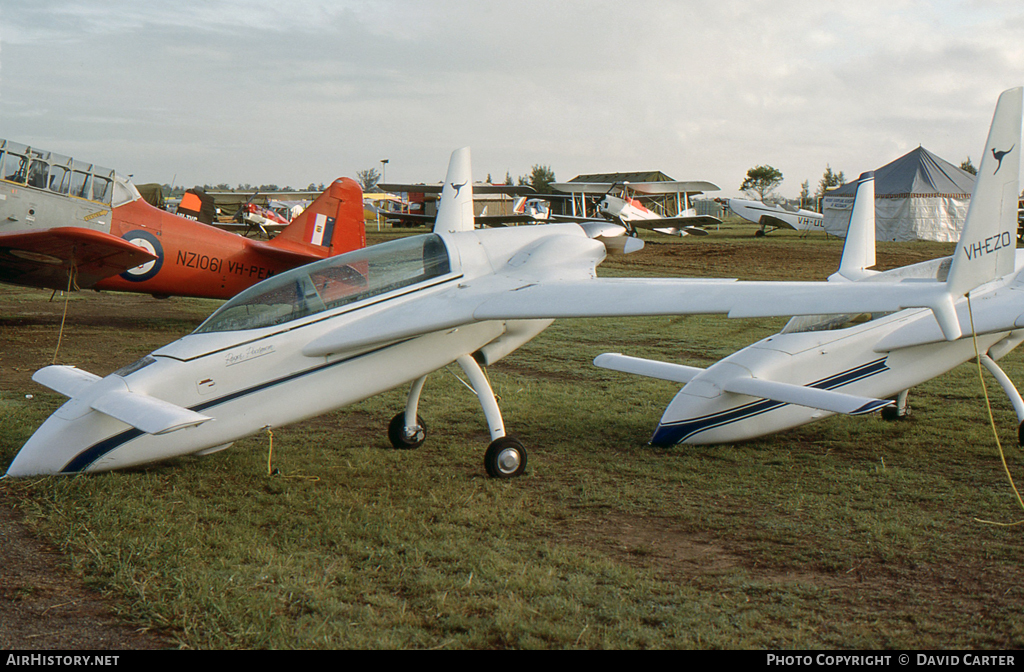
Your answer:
[822,147,976,242]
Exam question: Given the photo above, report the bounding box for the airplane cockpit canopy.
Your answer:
[195,234,454,334]
[0,139,140,207]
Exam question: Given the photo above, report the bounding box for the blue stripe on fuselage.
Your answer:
[649,357,890,446]
[59,339,411,474]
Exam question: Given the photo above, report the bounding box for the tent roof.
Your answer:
[829,146,976,198]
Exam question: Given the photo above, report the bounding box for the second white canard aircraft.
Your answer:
[6,87,1021,478]
[597,87,1024,446]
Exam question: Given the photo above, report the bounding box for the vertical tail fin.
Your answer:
[946,87,1022,296]
[266,177,366,257]
[830,171,878,282]
[434,147,475,233]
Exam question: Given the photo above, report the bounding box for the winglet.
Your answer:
[434,147,475,233]
[830,172,877,282]
[946,87,1022,298]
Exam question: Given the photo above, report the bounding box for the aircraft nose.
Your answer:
[648,388,781,446]
[4,410,129,477]
[5,425,71,477]
[649,392,722,446]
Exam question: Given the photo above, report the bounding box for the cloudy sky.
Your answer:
[1,1,1022,198]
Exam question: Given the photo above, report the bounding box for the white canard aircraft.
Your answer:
[597,87,1024,446]
[4,149,645,479]
[728,198,825,237]
[550,180,720,236]
[6,89,1019,479]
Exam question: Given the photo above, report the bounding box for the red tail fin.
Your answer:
[265,177,366,258]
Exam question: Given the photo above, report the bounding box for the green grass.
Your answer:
[1,222,1022,648]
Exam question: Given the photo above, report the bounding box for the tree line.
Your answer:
[357,165,557,193]
[741,155,985,207]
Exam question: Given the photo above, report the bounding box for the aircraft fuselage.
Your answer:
[650,267,1024,445]
[5,224,597,476]
[0,139,365,299]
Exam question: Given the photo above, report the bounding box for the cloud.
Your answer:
[1,1,1022,196]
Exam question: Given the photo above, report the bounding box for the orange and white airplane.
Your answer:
[550,180,721,236]
[0,139,366,300]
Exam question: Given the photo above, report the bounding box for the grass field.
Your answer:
[1,220,1023,649]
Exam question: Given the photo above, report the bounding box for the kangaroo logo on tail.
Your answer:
[992,144,1015,174]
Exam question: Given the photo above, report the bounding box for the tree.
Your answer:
[799,180,811,208]
[740,165,783,201]
[815,165,846,200]
[356,168,380,191]
[526,164,556,193]
[960,157,978,175]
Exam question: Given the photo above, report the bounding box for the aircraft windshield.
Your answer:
[195,234,453,334]
[780,311,890,334]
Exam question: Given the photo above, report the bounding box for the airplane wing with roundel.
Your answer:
[0,227,158,290]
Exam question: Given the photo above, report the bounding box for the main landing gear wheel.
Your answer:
[388,412,426,450]
[484,436,528,479]
[1018,421,1024,447]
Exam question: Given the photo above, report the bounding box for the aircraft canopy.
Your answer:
[195,234,453,333]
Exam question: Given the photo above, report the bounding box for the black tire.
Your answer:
[388,412,426,450]
[881,405,900,421]
[484,436,528,479]
[1018,421,1024,447]
[754,229,766,237]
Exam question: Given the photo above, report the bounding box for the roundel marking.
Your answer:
[119,230,164,282]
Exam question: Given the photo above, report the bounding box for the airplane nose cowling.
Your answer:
[649,392,784,446]
[5,407,148,477]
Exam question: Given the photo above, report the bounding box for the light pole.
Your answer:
[378,160,389,232]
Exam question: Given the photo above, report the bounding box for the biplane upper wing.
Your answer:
[629,181,720,195]
[551,180,720,195]
[0,227,158,290]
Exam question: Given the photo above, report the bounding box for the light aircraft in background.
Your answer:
[512,196,552,222]
[597,87,1024,446]
[550,180,721,236]
[9,95,1008,481]
[236,200,291,235]
[0,139,366,300]
[728,198,825,237]
[375,181,538,227]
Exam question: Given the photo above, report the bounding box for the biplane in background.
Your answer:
[728,198,825,237]
[173,188,312,238]
[549,179,721,236]
[0,139,366,300]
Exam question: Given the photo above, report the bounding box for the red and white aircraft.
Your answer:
[550,180,720,236]
[0,140,366,300]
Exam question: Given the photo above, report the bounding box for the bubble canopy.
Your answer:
[195,234,453,334]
